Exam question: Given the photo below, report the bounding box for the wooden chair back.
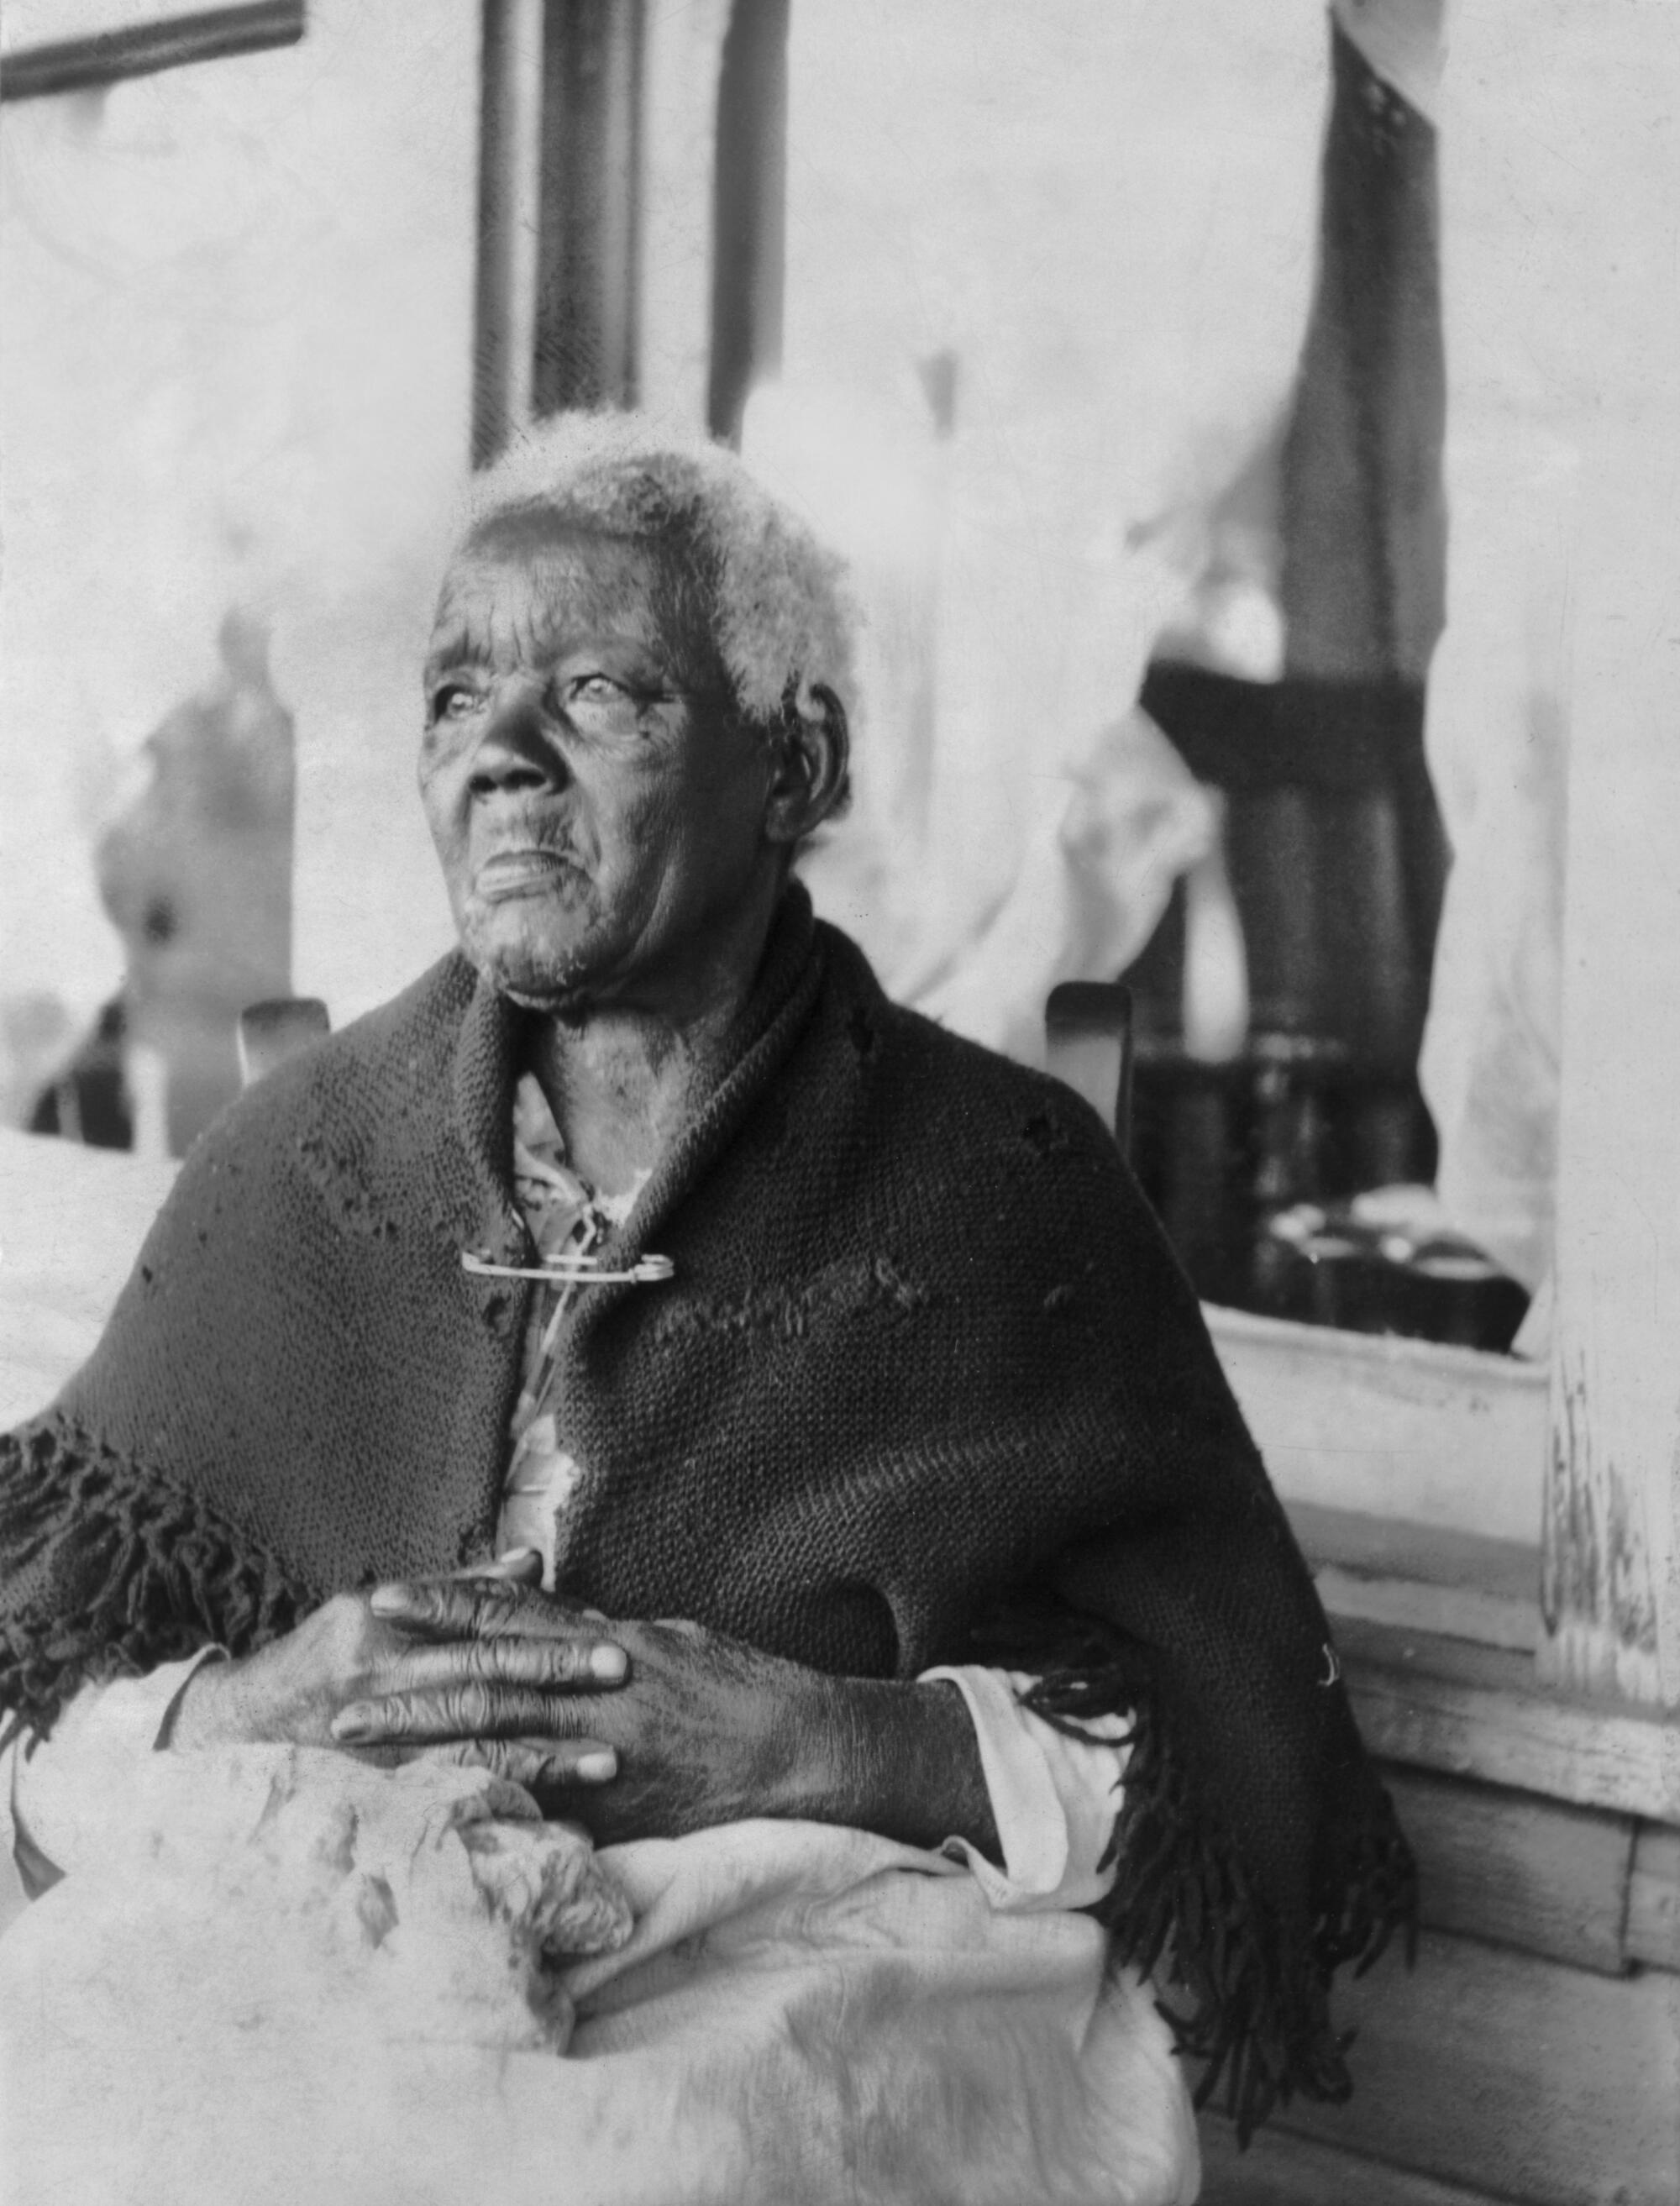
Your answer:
[236,997,330,1090]
[1044,980,1134,1158]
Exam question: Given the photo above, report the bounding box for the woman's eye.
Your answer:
[430,683,482,723]
[565,674,628,706]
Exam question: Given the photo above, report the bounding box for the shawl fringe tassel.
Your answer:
[990,1609,1419,2146]
[0,1416,311,1750]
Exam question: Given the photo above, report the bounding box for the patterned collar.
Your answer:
[510,1071,649,1258]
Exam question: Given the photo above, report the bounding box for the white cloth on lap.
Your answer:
[0,1745,1197,2206]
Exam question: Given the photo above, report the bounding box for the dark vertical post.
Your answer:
[706,0,789,446]
[532,0,644,415]
[1280,14,1446,688]
[473,0,518,465]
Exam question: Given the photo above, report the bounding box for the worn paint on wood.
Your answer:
[1541,1354,1661,1701]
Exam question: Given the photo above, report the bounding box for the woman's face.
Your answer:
[419,520,776,1016]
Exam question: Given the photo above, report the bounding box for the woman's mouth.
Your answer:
[475,848,580,901]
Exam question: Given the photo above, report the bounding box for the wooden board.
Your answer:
[1275,1930,1680,2206]
[1628,1825,1680,1972]
[1538,113,1680,1706]
[1199,2114,1510,2206]
[1205,1301,1546,1546]
[1341,1617,1680,1823]
[1292,1500,1541,1652]
[1383,1764,1635,1976]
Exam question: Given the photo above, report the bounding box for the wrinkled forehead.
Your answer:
[429,511,722,683]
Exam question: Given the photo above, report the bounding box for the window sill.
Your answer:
[1205,1300,1546,1546]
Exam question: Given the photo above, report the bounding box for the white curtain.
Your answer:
[762,0,1332,1065]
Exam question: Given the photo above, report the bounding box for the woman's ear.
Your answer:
[764,682,851,848]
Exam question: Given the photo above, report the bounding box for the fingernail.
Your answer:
[369,1584,415,1615]
[576,1749,617,1782]
[331,1706,375,1742]
[589,1644,628,1683]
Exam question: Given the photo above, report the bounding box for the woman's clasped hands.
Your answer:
[168,1549,824,1843]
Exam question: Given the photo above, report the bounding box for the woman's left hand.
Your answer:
[329,1570,840,1843]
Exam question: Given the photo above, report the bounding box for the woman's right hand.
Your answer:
[165,1557,629,1796]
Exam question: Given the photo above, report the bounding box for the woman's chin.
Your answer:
[462,911,595,1008]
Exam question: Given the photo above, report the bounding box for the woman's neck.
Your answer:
[522,874,795,1195]
[526,993,739,1197]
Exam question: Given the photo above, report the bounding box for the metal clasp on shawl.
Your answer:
[460,1252,675,1286]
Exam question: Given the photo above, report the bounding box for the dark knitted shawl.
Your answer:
[0,886,1414,2138]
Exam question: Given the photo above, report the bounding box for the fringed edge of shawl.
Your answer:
[1008,1623,1419,2147]
[0,1415,314,1749]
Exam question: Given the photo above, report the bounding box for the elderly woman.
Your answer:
[1,416,1410,2201]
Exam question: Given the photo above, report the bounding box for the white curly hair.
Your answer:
[456,412,856,729]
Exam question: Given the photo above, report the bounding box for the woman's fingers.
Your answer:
[414,1738,617,1791]
[418,1736,618,1790]
[378,1635,627,1695]
[328,1682,618,1763]
[370,1576,604,1643]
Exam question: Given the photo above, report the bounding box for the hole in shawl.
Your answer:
[869,1255,928,1314]
[1021,1110,1069,1158]
[847,1006,879,1062]
[654,1258,930,1345]
[296,1131,400,1239]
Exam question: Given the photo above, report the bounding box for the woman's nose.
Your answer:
[466,682,566,800]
